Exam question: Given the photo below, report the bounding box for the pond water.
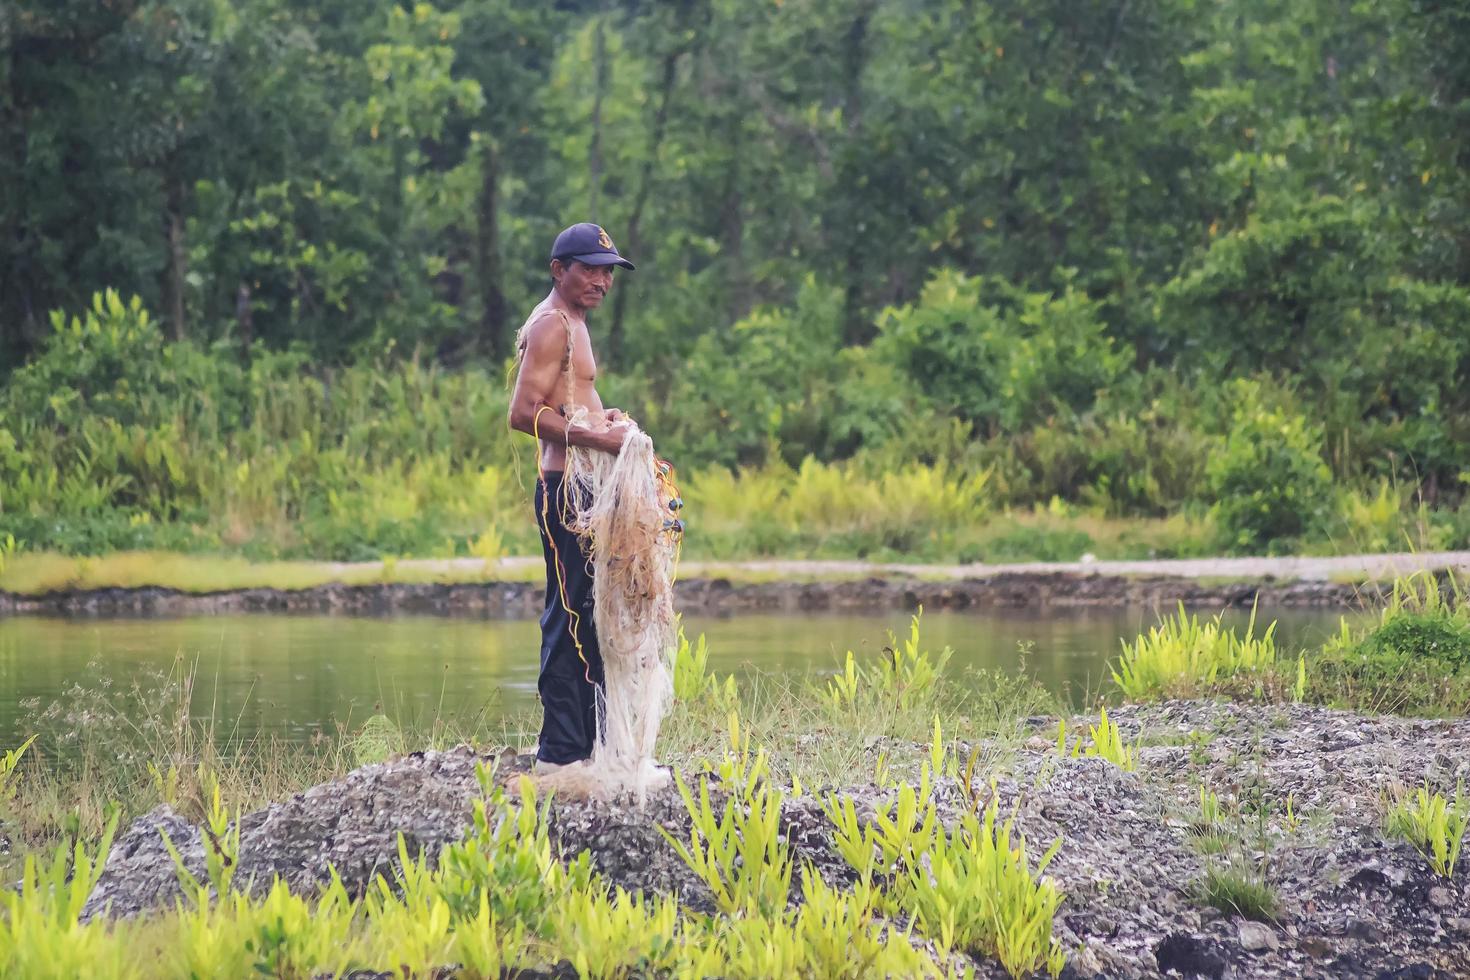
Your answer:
[0,607,1357,750]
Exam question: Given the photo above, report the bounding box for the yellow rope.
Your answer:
[534,404,593,684]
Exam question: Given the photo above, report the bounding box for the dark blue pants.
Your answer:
[535,475,606,764]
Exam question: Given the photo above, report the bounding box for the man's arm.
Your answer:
[507,313,626,454]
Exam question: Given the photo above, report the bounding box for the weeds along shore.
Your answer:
[2,573,1468,977]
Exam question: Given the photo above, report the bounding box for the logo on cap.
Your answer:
[597,227,612,249]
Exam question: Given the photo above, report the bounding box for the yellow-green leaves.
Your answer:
[552,886,679,979]
[1055,708,1138,771]
[824,755,1066,978]
[1385,782,1468,878]
[673,627,726,704]
[889,798,1065,978]
[0,735,35,806]
[1083,707,1136,772]
[826,609,954,713]
[663,767,792,919]
[0,813,129,980]
[1112,602,1281,700]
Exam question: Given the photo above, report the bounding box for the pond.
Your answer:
[0,607,1356,750]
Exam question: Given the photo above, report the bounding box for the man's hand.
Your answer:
[598,421,632,454]
[603,408,626,423]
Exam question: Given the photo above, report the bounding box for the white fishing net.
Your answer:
[537,408,680,802]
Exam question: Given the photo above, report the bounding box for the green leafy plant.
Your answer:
[450,893,527,980]
[1112,602,1281,700]
[548,885,681,979]
[873,610,955,709]
[897,798,1066,977]
[393,763,576,928]
[826,758,1065,978]
[1385,782,1468,878]
[1309,573,1470,715]
[1205,380,1332,553]
[243,875,359,978]
[1186,784,1232,855]
[827,609,953,712]
[0,734,36,806]
[0,533,20,579]
[0,813,129,978]
[1055,708,1138,771]
[160,765,241,901]
[663,768,792,919]
[350,714,402,767]
[826,649,863,711]
[673,627,718,703]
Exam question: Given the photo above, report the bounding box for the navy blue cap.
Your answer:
[550,223,635,270]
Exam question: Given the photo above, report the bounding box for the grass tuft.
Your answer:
[1195,863,1280,921]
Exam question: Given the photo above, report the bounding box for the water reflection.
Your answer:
[0,607,1359,747]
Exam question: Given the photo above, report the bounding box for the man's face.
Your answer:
[553,259,615,310]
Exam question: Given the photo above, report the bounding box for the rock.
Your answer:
[1236,920,1279,952]
[1427,887,1451,909]
[1060,943,1104,978]
[1154,932,1229,979]
[1347,917,1387,944]
[1300,937,1333,959]
[83,806,203,920]
[1373,965,1438,980]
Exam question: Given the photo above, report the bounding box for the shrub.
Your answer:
[1156,196,1394,379]
[876,269,1126,434]
[684,458,990,560]
[1206,380,1332,552]
[657,279,859,469]
[1309,574,1470,715]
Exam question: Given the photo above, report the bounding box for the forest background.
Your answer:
[2,0,1469,567]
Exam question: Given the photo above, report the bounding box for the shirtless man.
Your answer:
[507,222,634,774]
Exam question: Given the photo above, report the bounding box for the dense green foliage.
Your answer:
[4,0,1470,558]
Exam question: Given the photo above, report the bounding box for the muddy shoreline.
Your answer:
[0,571,1391,618]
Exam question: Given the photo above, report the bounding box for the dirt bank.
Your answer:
[5,551,1466,617]
[0,571,1417,617]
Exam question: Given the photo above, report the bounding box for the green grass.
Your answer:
[1195,863,1280,921]
[0,551,545,596]
[1306,572,1470,716]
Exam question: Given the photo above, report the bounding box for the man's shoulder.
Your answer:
[518,304,579,360]
[522,302,579,331]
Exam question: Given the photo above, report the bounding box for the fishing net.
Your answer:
[537,408,682,801]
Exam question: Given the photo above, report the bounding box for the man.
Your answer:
[507,222,635,774]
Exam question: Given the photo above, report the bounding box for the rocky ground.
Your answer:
[83,701,1469,979]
